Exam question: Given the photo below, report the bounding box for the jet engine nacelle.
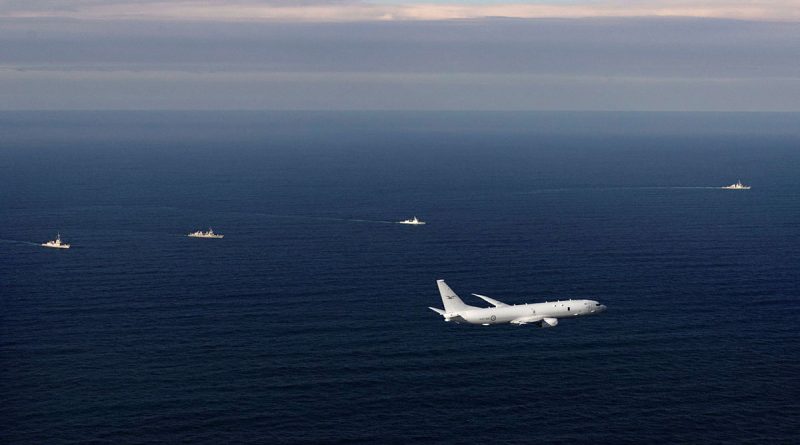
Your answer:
[539,317,559,328]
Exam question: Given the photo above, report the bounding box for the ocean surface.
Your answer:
[2,111,799,444]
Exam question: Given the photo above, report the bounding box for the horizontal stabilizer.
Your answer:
[472,293,509,307]
[429,307,446,316]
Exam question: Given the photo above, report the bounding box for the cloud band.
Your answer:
[3,1,800,22]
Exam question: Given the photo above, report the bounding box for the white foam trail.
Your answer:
[643,186,721,189]
[0,238,41,246]
[523,186,723,194]
[348,219,395,224]
[249,212,395,224]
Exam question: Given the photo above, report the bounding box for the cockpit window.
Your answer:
[595,303,602,306]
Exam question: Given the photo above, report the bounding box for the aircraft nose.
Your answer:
[598,304,607,312]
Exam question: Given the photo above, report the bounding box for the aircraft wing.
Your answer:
[471,293,509,307]
[510,315,544,325]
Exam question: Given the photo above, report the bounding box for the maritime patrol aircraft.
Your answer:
[429,280,606,327]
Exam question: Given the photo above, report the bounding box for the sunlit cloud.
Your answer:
[2,0,800,22]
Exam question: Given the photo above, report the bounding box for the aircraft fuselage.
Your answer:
[457,299,604,325]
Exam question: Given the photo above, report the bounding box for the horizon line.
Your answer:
[3,109,800,114]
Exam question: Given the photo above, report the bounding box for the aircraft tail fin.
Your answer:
[437,279,471,313]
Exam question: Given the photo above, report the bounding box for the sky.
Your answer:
[1,0,799,111]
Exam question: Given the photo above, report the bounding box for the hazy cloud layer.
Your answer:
[2,0,800,22]
[2,17,799,110]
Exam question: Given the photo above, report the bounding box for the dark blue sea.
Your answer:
[2,111,799,444]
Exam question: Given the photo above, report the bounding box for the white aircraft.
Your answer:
[429,279,606,327]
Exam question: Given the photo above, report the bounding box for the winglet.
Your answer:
[472,293,509,307]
